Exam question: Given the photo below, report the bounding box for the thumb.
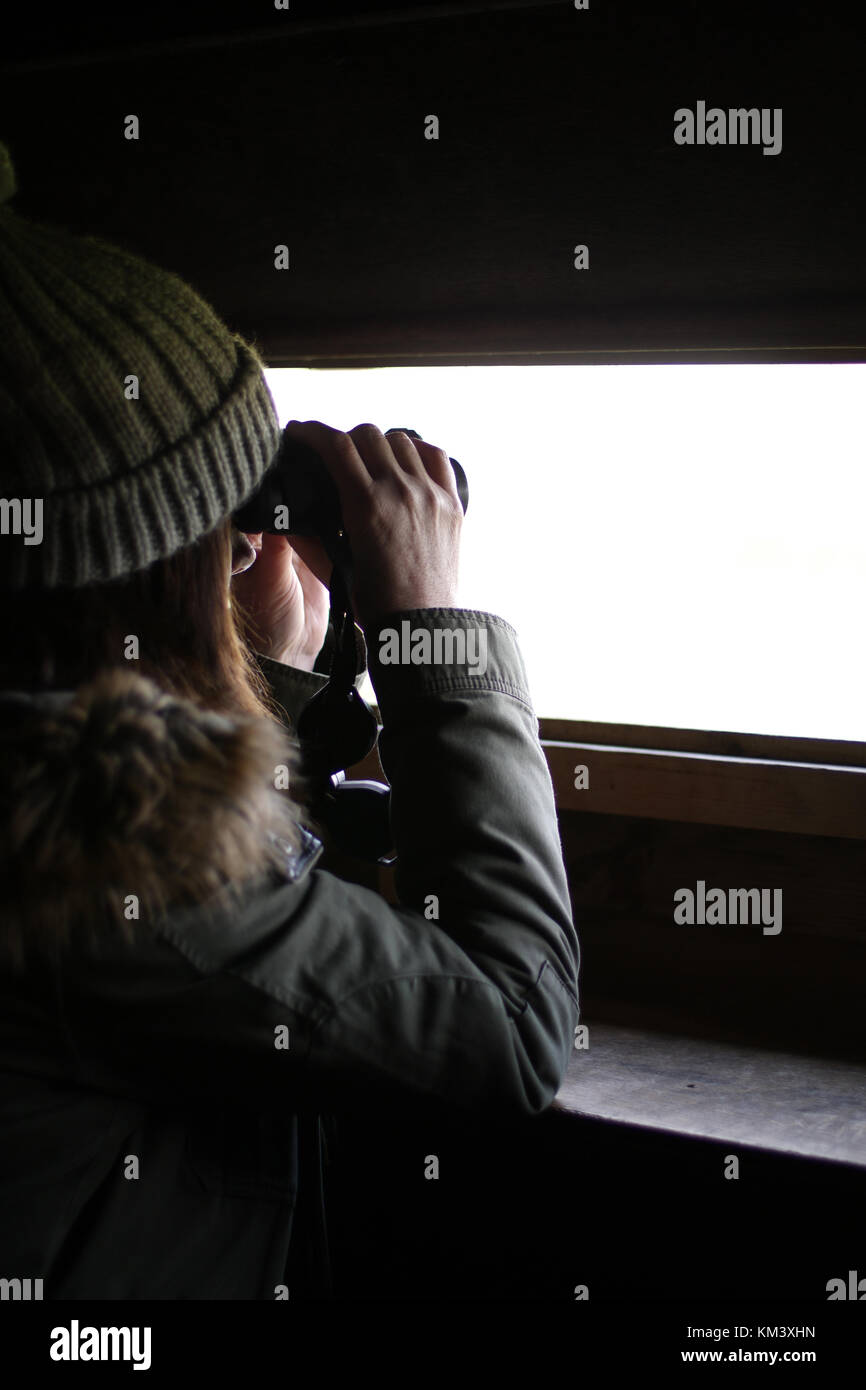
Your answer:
[286,534,334,590]
[231,532,295,611]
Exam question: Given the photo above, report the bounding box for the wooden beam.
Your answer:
[538,718,866,769]
[546,741,866,839]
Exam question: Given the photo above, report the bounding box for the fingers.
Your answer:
[284,420,373,501]
[384,430,456,500]
[284,418,457,508]
[286,419,403,487]
[384,428,427,481]
[412,437,460,501]
[346,423,416,482]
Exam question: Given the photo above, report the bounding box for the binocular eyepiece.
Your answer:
[233,426,468,539]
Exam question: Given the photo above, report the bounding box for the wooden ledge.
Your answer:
[554,1024,866,1168]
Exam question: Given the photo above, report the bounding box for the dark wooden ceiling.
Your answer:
[2,0,864,364]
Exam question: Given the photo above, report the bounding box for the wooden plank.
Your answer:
[554,1023,866,1168]
[267,346,866,368]
[546,742,866,838]
[539,718,866,769]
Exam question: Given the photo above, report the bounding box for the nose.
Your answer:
[230,526,259,575]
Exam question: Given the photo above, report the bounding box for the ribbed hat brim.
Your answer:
[0,173,282,589]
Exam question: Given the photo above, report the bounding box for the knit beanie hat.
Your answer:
[0,140,282,590]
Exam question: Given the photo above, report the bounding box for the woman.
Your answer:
[0,141,579,1298]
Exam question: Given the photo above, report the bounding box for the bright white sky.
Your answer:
[265,365,866,742]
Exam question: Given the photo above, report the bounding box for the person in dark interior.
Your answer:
[0,140,579,1298]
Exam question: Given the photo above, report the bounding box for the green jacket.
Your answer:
[0,608,579,1298]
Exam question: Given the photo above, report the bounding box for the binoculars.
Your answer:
[233,427,468,540]
[232,426,469,865]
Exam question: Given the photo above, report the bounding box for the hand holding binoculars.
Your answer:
[232,425,468,542]
[231,425,469,865]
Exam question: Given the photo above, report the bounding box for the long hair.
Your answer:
[0,517,278,719]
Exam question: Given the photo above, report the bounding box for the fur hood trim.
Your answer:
[0,667,304,967]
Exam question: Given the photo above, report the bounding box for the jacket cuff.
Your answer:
[367,609,535,712]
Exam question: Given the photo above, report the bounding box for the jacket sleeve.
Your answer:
[70,610,580,1117]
